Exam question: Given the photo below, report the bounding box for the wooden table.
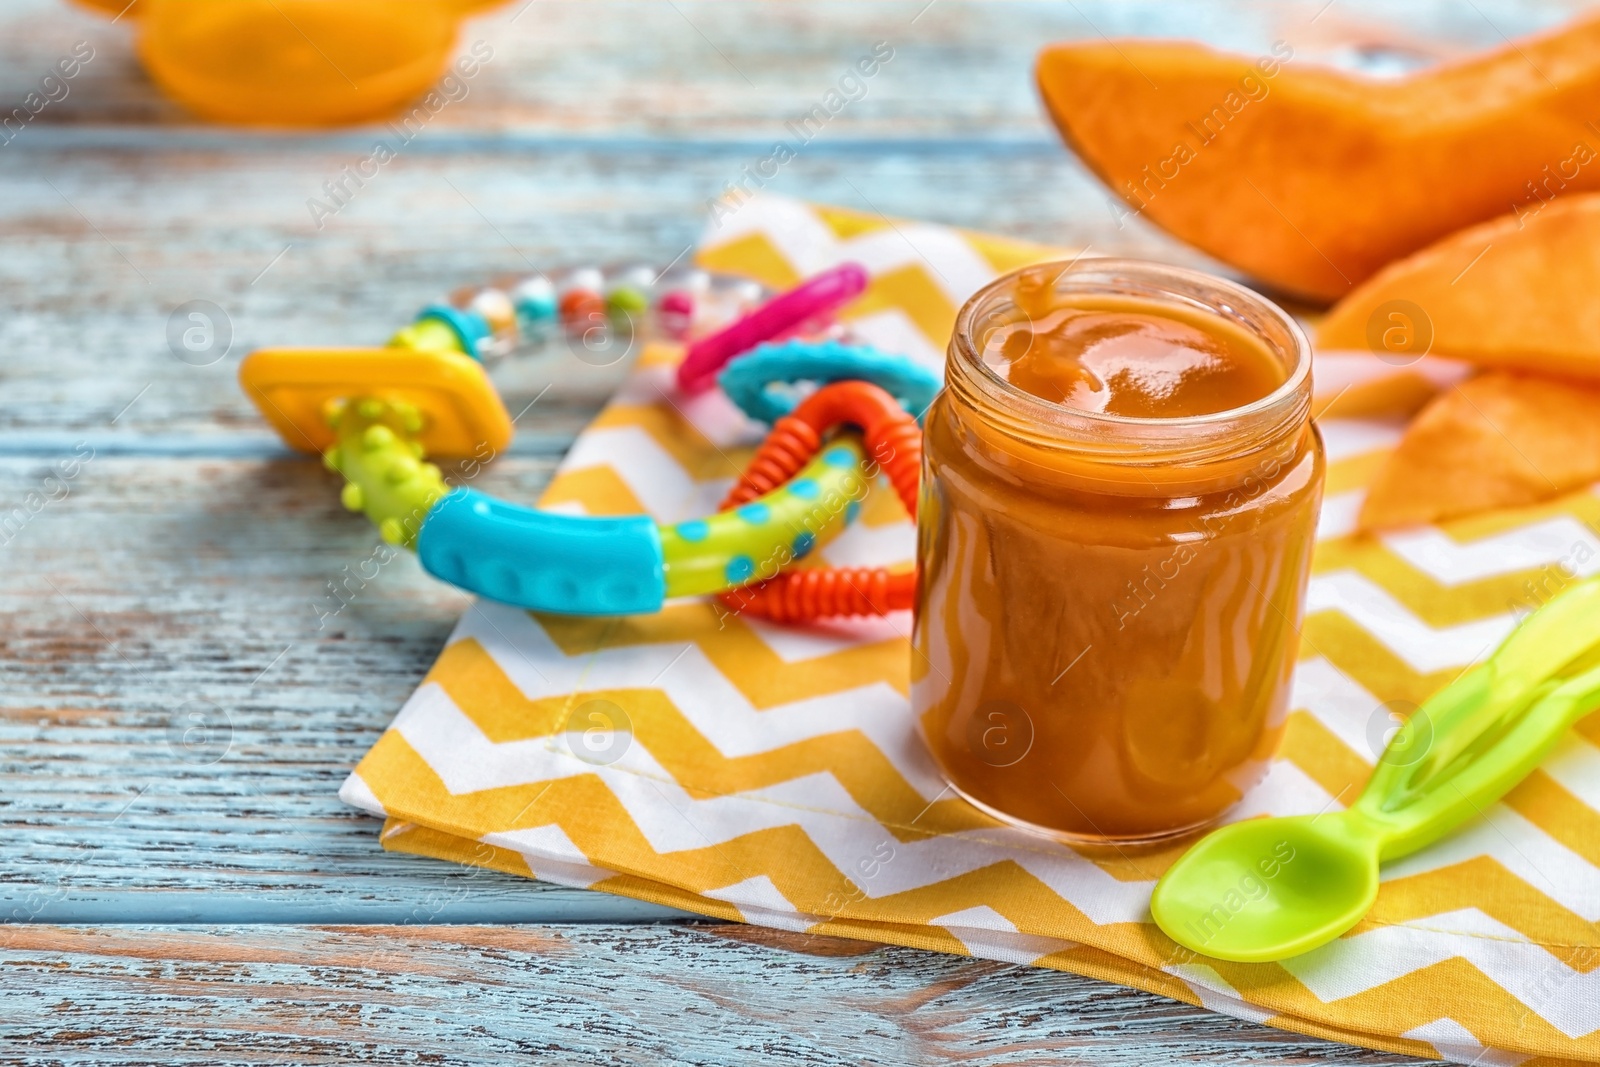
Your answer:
[1,1,1578,1061]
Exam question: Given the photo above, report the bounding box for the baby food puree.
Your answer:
[913,260,1323,843]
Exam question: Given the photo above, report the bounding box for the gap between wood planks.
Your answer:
[2,888,698,925]
[10,127,1064,157]
[0,431,576,460]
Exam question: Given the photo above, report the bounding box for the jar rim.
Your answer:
[948,257,1313,463]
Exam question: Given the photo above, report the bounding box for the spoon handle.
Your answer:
[1352,576,1600,861]
[1368,578,1600,801]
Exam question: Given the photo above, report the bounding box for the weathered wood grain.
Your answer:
[5,0,1585,135]
[0,141,1128,438]
[0,924,1423,1066]
[0,447,714,923]
[0,0,1587,441]
[0,2,1531,1061]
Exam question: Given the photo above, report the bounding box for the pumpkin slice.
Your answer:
[1318,192,1600,381]
[1036,15,1600,302]
[1360,372,1600,531]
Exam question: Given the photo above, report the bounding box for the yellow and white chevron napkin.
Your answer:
[342,195,1600,1066]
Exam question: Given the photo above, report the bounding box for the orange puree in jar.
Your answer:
[913,260,1324,844]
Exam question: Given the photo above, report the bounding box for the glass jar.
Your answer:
[912,259,1324,845]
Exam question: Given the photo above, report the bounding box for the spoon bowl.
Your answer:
[1153,577,1600,963]
[1151,813,1380,962]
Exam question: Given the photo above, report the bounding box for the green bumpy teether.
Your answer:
[322,397,449,548]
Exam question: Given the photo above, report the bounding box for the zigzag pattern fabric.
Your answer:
[342,195,1600,1065]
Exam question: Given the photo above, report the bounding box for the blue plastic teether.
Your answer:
[718,340,941,424]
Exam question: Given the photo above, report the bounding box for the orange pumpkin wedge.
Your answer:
[1318,192,1600,381]
[1360,372,1600,531]
[1036,15,1600,303]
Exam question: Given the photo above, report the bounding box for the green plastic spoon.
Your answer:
[1151,575,1600,963]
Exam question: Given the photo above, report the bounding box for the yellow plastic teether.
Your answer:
[239,347,512,459]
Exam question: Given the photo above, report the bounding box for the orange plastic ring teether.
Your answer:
[718,380,922,623]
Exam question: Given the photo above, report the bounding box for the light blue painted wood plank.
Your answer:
[8,0,1589,438]
[0,448,616,921]
[0,924,1428,1065]
[0,430,577,459]
[0,5,1533,1060]
[0,141,1149,438]
[4,0,1587,141]
[2,889,692,925]
[8,128,1068,154]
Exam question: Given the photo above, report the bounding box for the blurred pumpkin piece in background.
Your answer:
[1318,192,1600,383]
[69,0,507,126]
[1034,14,1600,304]
[1358,372,1600,531]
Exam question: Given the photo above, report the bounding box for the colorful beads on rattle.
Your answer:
[413,303,495,358]
[606,284,650,319]
[604,264,654,322]
[657,289,695,338]
[467,288,517,336]
[394,265,770,361]
[558,287,606,331]
[511,276,558,336]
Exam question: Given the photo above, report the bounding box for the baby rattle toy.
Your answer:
[241,263,936,622]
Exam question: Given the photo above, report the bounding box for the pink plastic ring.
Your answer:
[675,262,868,394]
